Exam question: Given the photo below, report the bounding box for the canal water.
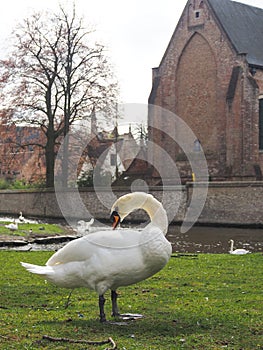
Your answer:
[1,215,262,253]
[168,225,263,253]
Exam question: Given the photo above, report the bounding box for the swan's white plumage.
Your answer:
[5,221,18,231]
[21,192,172,318]
[22,226,171,294]
[229,239,250,255]
[19,211,25,222]
[77,218,94,234]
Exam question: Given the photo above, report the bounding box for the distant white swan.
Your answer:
[77,218,94,235]
[21,192,172,322]
[229,239,250,255]
[18,211,25,222]
[5,221,18,231]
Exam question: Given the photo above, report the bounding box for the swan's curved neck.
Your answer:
[112,192,169,234]
[141,195,168,234]
[230,240,234,252]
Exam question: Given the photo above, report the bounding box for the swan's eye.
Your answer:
[110,211,120,230]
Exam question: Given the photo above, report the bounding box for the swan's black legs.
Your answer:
[99,295,106,322]
[110,290,143,321]
[111,290,120,317]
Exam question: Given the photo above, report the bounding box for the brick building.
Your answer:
[0,114,141,186]
[0,123,45,183]
[148,0,263,182]
[79,113,141,184]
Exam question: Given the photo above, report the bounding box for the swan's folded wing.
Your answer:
[46,228,141,266]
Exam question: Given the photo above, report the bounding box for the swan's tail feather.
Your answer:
[21,262,53,276]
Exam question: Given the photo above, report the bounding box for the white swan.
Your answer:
[229,239,250,255]
[5,220,18,231]
[77,218,94,235]
[18,211,25,222]
[21,192,172,322]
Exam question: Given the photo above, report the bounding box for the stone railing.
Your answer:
[0,182,263,227]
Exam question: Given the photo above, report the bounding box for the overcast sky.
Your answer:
[0,0,263,108]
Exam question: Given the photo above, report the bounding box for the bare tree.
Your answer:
[0,6,118,188]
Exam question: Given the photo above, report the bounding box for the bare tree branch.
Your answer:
[42,335,117,349]
[0,5,118,187]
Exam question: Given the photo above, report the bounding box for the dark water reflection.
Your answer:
[168,225,263,253]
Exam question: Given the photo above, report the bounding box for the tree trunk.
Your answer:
[45,134,55,188]
[61,131,69,188]
[61,38,72,188]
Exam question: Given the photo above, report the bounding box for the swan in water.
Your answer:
[229,239,250,255]
[21,192,172,322]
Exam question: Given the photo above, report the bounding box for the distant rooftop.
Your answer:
[208,0,263,67]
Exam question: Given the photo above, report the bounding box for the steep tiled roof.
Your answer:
[208,0,263,67]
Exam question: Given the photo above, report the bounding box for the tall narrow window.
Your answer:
[259,98,263,150]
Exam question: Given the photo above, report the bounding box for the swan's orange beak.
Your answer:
[110,211,120,230]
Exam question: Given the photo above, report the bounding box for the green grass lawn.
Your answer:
[0,222,64,238]
[0,251,262,349]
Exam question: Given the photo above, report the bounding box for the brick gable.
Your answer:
[148,0,263,182]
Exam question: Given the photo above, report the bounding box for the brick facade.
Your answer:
[148,0,263,182]
[0,123,45,183]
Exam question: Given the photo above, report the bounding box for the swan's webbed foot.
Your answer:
[110,290,144,322]
[108,313,144,325]
[118,313,144,320]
